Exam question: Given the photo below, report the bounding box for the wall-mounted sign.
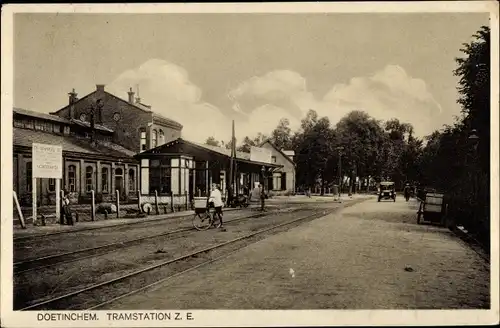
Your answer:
[32,143,63,178]
[250,146,272,164]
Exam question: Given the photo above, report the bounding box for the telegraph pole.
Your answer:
[336,146,344,198]
[228,120,235,205]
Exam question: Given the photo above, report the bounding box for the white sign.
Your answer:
[32,143,63,178]
[250,146,272,164]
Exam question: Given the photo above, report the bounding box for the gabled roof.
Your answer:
[13,127,135,160]
[14,107,71,124]
[51,89,183,129]
[259,139,296,166]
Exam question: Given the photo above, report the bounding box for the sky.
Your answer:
[13,12,489,143]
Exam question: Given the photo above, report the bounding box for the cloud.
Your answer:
[230,65,444,137]
[107,59,232,142]
[108,60,444,144]
[323,65,444,134]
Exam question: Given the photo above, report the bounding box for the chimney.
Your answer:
[127,87,135,104]
[96,84,105,92]
[68,88,78,105]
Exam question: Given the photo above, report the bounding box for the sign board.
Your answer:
[250,146,272,164]
[32,143,63,178]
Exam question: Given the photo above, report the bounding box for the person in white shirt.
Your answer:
[209,184,224,229]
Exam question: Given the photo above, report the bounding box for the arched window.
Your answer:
[101,167,109,193]
[128,169,135,192]
[68,165,76,192]
[85,166,94,192]
[152,129,158,148]
[159,129,164,145]
[26,162,32,192]
[115,168,123,176]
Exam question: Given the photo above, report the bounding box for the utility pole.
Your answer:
[336,146,344,198]
[228,120,235,206]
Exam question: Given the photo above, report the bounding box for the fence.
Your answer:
[13,189,194,228]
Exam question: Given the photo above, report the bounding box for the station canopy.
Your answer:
[135,138,282,172]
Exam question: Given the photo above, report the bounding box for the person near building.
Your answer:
[259,183,266,211]
[209,184,225,230]
[61,193,74,225]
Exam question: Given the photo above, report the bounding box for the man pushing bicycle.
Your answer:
[209,184,225,231]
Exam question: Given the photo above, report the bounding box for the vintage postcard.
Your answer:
[1,2,499,327]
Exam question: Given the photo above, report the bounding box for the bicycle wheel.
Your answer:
[192,213,212,231]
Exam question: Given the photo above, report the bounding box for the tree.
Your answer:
[237,136,256,152]
[294,110,336,193]
[270,118,293,150]
[205,136,221,147]
[335,111,387,191]
[454,25,490,173]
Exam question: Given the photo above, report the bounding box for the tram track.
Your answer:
[18,199,365,311]
[13,209,290,274]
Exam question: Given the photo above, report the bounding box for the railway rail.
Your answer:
[19,200,363,311]
[14,210,284,274]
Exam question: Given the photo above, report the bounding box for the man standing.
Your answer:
[259,184,266,211]
[209,184,225,230]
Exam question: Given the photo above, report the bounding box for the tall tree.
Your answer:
[205,136,221,147]
[270,118,293,150]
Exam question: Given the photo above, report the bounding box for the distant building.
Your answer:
[259,140,296,194]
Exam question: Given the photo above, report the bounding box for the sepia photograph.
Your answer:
[1,2,498,327]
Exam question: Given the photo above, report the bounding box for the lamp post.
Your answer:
[336,146,344,198]
[260,166,266,211]
[468,129,480,227]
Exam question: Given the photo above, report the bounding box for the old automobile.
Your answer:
[378,181,396,202]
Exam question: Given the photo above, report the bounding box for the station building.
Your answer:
[13,84,296,208]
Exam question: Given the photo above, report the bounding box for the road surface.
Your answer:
[105,196,490,309]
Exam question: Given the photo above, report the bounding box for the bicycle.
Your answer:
[192,198,222,231]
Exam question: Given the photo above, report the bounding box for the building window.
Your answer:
[68,165,76,192]
[25,120,34,129]
[14,120,23,128]
[35,120,43,131]
[53,124,60,133]
[48,178,55,192]
[101,167,109,193]
[63,126,70,134]
[140,131,147,151]
[159,129,164,145]
[26,162,32,192]
[152,130,158,148]
[86,166,94,192]
[271,156,277,163]
[43,122,52,132]
[273,172,281,191]
[129,169,135,192]
[149,159,171,194]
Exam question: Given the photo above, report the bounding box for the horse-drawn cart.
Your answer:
[417,191,448,226]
